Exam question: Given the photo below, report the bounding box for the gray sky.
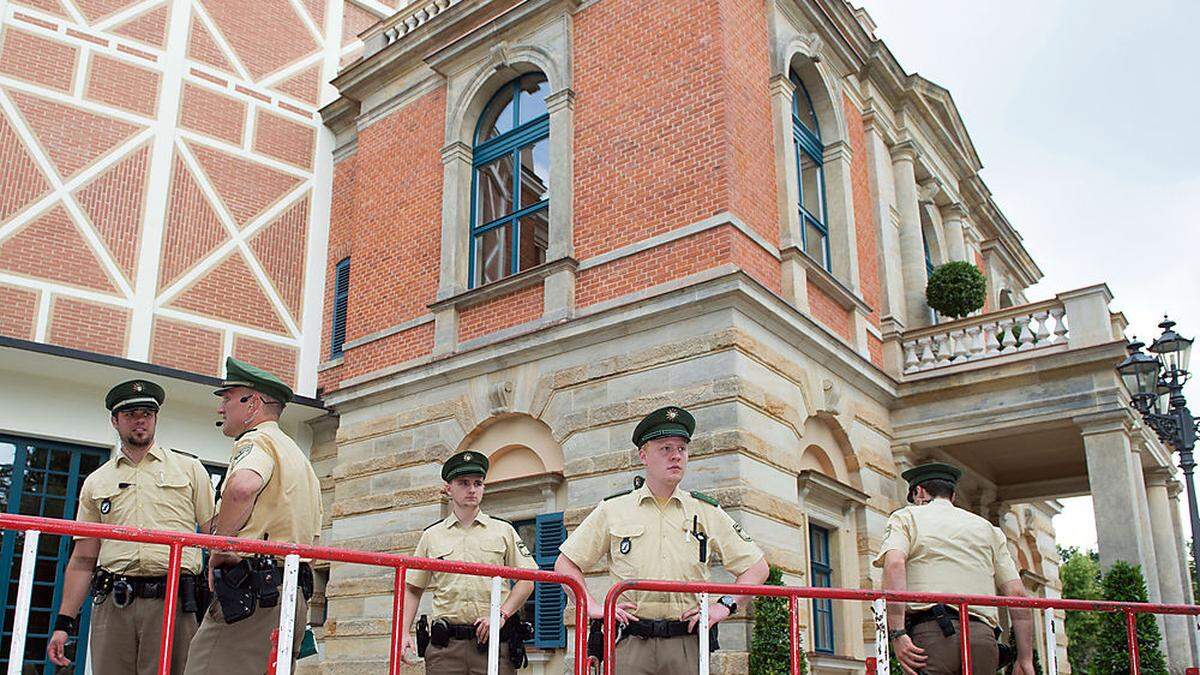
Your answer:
[856,0,1200,550]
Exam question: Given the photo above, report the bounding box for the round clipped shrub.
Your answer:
[925,261,987,319]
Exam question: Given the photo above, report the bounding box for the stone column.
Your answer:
[1147,470,1192,671]
[862,113,904,324]
[822,140,862,293]
[939,202,969,262]
[543,88,577,321]
[890,142,930,329]
[1079,414,1159,575]
[771,75,809,312]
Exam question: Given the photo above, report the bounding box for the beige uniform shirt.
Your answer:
[76,446,215,575]
[220,421,322,547]
[873,499,1020,628]
[558,485,764,620]
[408,512,538,623]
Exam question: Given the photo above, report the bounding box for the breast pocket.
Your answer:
[607,524,645,577]
[89,483,123,524]
[428,543,456,561]
[153,471,195,527]
[479,539,508,565]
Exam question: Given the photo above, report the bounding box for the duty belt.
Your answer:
[434,621,520,641]
[624,619,693,639]
[92,569,201,609]
[906,604,997,638]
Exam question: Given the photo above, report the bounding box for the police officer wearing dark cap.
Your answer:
[555,406,768,675]
[48,380,215,674]
[874,462,1035,675]
[399,450,537,674]
[185,357,322,675]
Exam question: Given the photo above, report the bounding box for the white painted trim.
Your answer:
[189,1,251,82]
[178,72,316,126]
[1,13,167,64]
[6,530,39,675]
[242,101,256,150]
[255,50,323,91]
[57,0,86,26]
[0,272,130,307]
[92,0,165,31]
[285,0,323,51]
[176,128,312,178]
[0,73,158,126]
[221,327,233,360]
[348,0,394,21]
[33,291,51,342]
[156,307,300,346]
[60,187,135,298]
[126,0,193,359]
[73,48,89,100]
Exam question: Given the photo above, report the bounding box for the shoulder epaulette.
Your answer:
[690,490,720,507]
[169,448,200,460]
[489,515,514,526]
[422,519,443,531]
[603,489,633,501]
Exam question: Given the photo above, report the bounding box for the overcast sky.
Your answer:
[856,0,1200,551]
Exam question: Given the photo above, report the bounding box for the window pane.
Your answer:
[477,84,515,142]
[474,223,512,286]
[804,218,827,265]
[792,75,819,137]
[798,150,823,216]
[517,210,549,273]
[475,153,515,225]
[518,139,550,208]
[517,74,549,125]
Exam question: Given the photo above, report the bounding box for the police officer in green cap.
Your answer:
[48,380,214,674]
[555,406,768,675]
[874,462,1035,675]
[185,358,322,675]
[399,450,537,674]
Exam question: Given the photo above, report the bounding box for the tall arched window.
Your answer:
[791,71,830,270]
[470,73,551,287]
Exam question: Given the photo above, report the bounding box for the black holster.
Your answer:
[997,640,1017,670]
[505,613,533,669]
[587,620,604,663]
[706,623,719,652]
[90,569,114,605]
[416,615,430,657]
[180,575,198,614]
[250,557,280,608]
[212,562,256,624]
[430,618,450,648]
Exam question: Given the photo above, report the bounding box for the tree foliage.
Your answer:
[1059,546,1103,674]
[749,566,805,675]
[1092,561,1168,675]
[925,261,987,319]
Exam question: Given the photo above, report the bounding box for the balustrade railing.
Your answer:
[901,299,1069,374]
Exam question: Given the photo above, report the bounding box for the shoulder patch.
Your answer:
[690,490,720,507]
[603,489,633,501]
[169,448,200,460]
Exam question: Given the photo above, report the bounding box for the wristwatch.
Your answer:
[888,629,908,641]
[716,595,738,615]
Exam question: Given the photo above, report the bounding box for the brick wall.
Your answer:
[150,316,224,376]
[845,96,880,328]
[0,284,39,340]
[807,278,853,343]
[232,334,298,388]
[458,285,544,343]
[47,297,128,356]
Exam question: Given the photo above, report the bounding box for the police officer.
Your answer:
[555,406,769,675]
[184,357,323,675]
[47,379,215,674]
[400,450,538,674]
[875,462,1035,675]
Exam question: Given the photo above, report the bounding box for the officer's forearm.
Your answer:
[400,584,422,636]
[57,545,99,619]
[503,580,534,617]
[553,555,599,614]
[1001,580,1035,659]
[882,555,908,632]
[210,471,262,536]
[730,556,769,609]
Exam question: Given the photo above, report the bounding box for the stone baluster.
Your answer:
[950,329,968,361]
[982,321,1001,356]
[903,341,919,373]
[965,326,983,360]
[917,337,935,369]
[998,319,1016,351]
[1032,310,1050,345]
[934,333,952,364]
[1049,306,1068,342]
[1014,315,1033,350]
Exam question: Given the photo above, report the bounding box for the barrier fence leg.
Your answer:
[698,592,709,675]
[274,554,301,675]
[1126,610,1141,675]
[574,587,588,675]
[156,543,184,675]
[488,576,502,675]
[957,604,972,675]
[789,596,801,675]
[6,530,39,675]
[389,567,407,675]
[872,598,888,675]
[1043,608,1058,675]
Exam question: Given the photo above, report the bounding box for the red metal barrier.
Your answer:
[602,578,1200,675]
[0,513,591,675]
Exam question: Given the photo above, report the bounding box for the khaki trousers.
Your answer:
[614,634,699,675]
[425,638,515,675]
[89,596,198,675]
[909,618,999,675]
[182,595,307,675]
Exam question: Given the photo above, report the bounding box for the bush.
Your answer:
[925,261,987,319]
[1092,561,1168,675]
[749,566,805,674]
[1059,546,1103,673]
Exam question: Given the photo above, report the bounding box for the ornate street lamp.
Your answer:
[1117,317,1200,576]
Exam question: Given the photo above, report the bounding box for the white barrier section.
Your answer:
[7,530,40,675]
[488,576,502,675]
[698,592,709,675]
[275,554,301,675]
[872,597,889,672]
[1043,608,1058,674]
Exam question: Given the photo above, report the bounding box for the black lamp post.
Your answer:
[1117,317,1199,578]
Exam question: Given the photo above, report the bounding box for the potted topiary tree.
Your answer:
[1092,561,1168,674]
[925,261,987,320]
[750,566,805,674]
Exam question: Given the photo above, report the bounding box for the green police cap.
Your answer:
[105,379,165,413]
[213,356,294,404]
[901,462,963,503]
[442,450,489,482]
[631,406,696,447]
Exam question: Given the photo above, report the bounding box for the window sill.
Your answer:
[317,356,344,372]
[781,245,872,315]
[807,653,864,673]
[429,257,578,313]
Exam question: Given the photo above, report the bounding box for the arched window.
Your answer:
[791,71,829,270]
[471,73,551,287]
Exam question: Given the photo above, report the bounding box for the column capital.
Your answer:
[440,140,471,164]
[940,201,970,220]
[545,87,575,114]
[769,73,796,98]
[917,178,942,204]
[1144,467,1175,488]
[890,140,919,163]
[1074,409,1136,437]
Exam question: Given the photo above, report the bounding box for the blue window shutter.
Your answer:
[533,511,566,648]
[331,258,350,357]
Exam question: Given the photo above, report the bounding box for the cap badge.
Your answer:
[133,382,144,393]
[463,453,472,462]
[666,409,678,420]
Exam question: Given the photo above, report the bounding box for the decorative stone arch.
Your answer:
[457,413,565,483]
[445,43,569,147]
[781,42,848,145]
[801,413,864,490]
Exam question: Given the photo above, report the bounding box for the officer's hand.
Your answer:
[892,635,927,675]
[47,630,71,667]
[207,564,215,591]
[682,602,730,633]
[400,635,419,664]
[474,615,492,643]
[1011,657,1036,675]
[209,551,240,569]
[613,602,638,625]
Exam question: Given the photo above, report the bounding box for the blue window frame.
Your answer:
[330,257,350,357]
[922,228,940,324]
[470,73,551,288]
[791,72,830,271]
[0,436,108,673]
[512,512,566,648]
[809,525,835,654]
